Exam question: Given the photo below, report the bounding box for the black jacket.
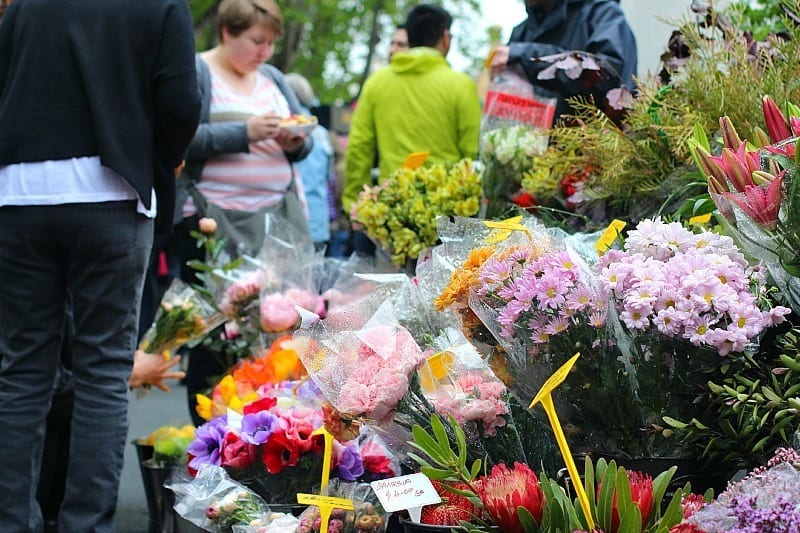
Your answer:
[0,0,201,232]
[507,0,637,121]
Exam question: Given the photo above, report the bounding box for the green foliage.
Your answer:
[725,0,793,40]
[664,323,800,475]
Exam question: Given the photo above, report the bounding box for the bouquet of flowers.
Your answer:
[479,71,556,218]
[195,335,308,421]
[597,217,791,456]
[139,278,224,359]
[693,97,800,313]
[351,159,481,266]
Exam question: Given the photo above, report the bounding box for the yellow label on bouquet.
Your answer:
[419,351,455,392]
[529,353,595,530]
[688,213,712,226]
[296,494,354,509]
[484,48,497,70]
[402,151,429,170]
[483,215,530,243]
[595,219,626,256]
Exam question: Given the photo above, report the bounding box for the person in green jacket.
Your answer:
[342,4,482,214]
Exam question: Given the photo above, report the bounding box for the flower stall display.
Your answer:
[138,278,224,359]
[597,217,790,457]
[351,159,481,267]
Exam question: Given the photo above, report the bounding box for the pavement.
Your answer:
[116,383,193,532]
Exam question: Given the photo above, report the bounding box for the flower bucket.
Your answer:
[140,458,206,533]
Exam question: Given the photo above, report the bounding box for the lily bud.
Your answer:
[762,95,791,143]
[719,116,742,149]
[707,174,729,195]
[722,147,754,192]
[752,127,772,148]
[751,170,776,186]
[693,145,726,183]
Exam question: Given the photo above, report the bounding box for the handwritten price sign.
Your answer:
[370,473,441,523]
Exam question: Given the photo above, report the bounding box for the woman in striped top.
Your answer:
[171,0,314,425]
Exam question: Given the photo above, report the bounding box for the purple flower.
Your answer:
[334,442,365,481]
[240,411,280,445]
[187,416,228,471]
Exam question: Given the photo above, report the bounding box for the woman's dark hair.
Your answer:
[404,4,452,48]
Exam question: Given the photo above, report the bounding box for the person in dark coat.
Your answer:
[489,0,637,122]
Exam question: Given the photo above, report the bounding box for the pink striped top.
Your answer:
[183,68,307,217]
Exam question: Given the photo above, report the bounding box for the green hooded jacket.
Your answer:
[343,47,481,212]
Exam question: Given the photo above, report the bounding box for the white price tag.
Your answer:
[370,473,441,523]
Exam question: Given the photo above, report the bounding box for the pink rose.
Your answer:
[260,293,300,332]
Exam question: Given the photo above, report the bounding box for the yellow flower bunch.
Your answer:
[353,159,481,265]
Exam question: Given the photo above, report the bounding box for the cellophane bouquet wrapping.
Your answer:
[256,214,325,337]
[480,70,556,218]
[417,327,536,468]
[296,479,389,533]
[138,278,225,359]
[465,232,638,457]
[597,217,791,457]
[420,215,552,353]
[173,464,275,533]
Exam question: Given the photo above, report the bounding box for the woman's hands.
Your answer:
[247,113,306,153]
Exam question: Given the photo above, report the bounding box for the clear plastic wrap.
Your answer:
[296,480,389,533]
[172,464,272,532]
[139,278,225,359]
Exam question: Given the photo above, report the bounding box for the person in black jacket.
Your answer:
[489,0,637,122]
[0,1,200,531]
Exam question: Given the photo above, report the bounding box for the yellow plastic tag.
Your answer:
[688,213,712,226]
[483,216,530,243]
[296,493,354,533]
[402,151,429,170]
[529,353,595,530]
[484,48,497,70]
[419,351,455,392]
[595,219,626,256]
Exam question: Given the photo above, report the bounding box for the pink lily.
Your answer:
[763,142,796,157]
[708,141,761,193]
[722,171,784,230]
[762,95,792,143]
[719,116,742,150]
[791,116,800,137]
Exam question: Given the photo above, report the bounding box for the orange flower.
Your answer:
[434,247,495,311]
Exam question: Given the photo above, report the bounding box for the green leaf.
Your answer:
[186,260,213,272]
[763,386,783,403]
[584,455,597,511]
[410,425,450,467]
[431,414,452,450]
[469,459,483,480]
[420,466,457,480]
[659,490,686,529]
[650,466,677,519]
[517,506,540,533]
[597,462,617,532]
[662,416,688,429]
[618,504,642,533]
[752,435,771,452]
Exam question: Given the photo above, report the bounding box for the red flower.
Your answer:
[420,504,472,526]
[680,493,706,519]
[511,191,538,209]
[220,432,257,471]
[186,454,198,477]
[606,470,653,533]
[478,462,545,531]
[260,430,301,474]
[243,397,277,415]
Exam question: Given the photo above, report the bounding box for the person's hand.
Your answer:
[274,129,306,153]
[246,113,281,142]
[129,351,185,393]
[490,46,510,77]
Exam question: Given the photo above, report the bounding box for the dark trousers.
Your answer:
[0,202,152,532]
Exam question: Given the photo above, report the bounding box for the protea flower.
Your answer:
[609,470,654,532]
[478,462,545,531]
